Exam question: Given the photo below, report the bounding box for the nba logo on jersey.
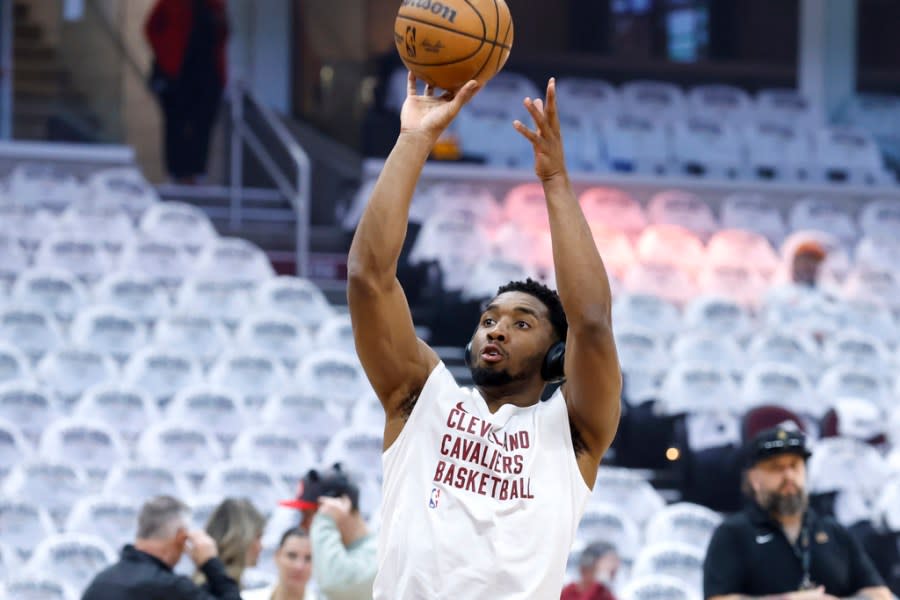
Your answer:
[428,487,441,509]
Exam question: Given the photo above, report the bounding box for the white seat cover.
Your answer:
[8,163,85,212]
[11,269,88,322]
[69,305,147,362]
[122,346,203,405]
[321,426,385,476]
[3,460,87,521]
[207,351,289,407]
[38,418,126,476]
[85,167,159,215]
[315,314,356,355]
[613,293,682,338]
[636,225,705,274]
[254,276,335,332]
[167,384,246,443]
[139,201,218,253]
[0,343,33,384]
[92,272,172,322]
[720,193,787,246]
[262,391,344,452]
[588,468,666,528]
[152,313,231,364]
[647,190,718,239]
[632,542,704,596]
[623,263,698,306]
[741,362,816,417]
[0,305,63,361]
[294,350,369,416]
[574,502,642,562]
[193,237,275,286]
[682,295,753,340]
[57,203,134,258]
[136,421,225,477]
[102,463,192,504]
[236,312,312,365]
[75,383,158,443]
[65,496,140,550]
[0,497,57,556]
[0,380,56,442]
[176,277,255,325]
[36,347,118,406]
[26,533,116,592]
[118,238,194,290]
[659,361,738,415]
[644,502,723,551]
[231,425,318,483]
[199,462,289,514]
[34,234,111,283]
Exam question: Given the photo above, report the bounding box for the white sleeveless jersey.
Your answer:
[374,362,591,599]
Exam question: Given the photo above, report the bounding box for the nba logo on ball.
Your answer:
[395,0,514,91]
[429,487,441,508]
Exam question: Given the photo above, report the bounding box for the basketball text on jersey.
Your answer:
[432,401,535,501]
[400,0,458,24]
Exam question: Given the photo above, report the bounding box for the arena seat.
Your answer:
[842,265,900,310]
[321,426,384,476]
[152,313,231,365]
[235,312,311,367]
[314,314,356,354]
[0,420,31,479]
[84,167,160,216]
[25,533,115,593]
[254,276,335,333]
[588,468,667,528]
[555,77,620,118]
[294,350,370,417]
[349,391,385,431]
[671,117,744,179]
[34,234,111,284]
[57,202,134,259]
[199,461,290,515]
[91,272,172,323]
[643,502,722,551]
[461,255,534,302]
[688,84,753,123]
[658,361,739,415]
[719,192,788,246]
[166,384,246,444]
[118,238,194,291]
[705,229,780,281]
[0,203,57,255]
[38,419,126,481]
[740,362,817,417]
[138,201,218,253]
[0,233,29,294]
[11,268,88,324]
[4,576,77,600]
[136,421,225,479]
[469,71,540,112]
[817,364,893,413]
[578,187,647,239]
[682,295,754,341]
[636,225,705,274]
[820,397,884,443]
[614,326,669,403]
[621,81,687,124]
[746,329,821,376]
[408,208,492,291]
[176,277,255,326]
[230,425,318,486]
[0,380,57,443]
[3,461,88,523]
[64,496,140,551]
[0,342,34,384]
[122,345,204,406]
[69,305,147,363]
[788,197,859,249]
[101,464,192,505]
[262,391,344,454]
[74,381,159,445]
[620,574,697,600]
[631,542,704,595]
[854,234,900,274]
[207,350,289,408]
[842,299,900,346]
[603,114,671,174]
[36,347,118,408]
[456,104,531,168]
[812,127,890,185]
[8,163,84,212]
[0,305,63,362]
[623,263,698,306]
[613,293,683,339]
[858,198,900,239]
[0,497,57,558]
[744,121,812,181]
[670,332,745,377]
[823,330,891,371]
[574,503,642,564]
[754,89,817,129]
[697,263,767,308]
[647,190,719,239]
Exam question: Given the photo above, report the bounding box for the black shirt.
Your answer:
[81,545,242,600]
[703,502,884,598]
[849,521,900,597]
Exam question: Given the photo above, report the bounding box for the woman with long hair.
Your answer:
[200,498,266,589]
[243,527,317,600]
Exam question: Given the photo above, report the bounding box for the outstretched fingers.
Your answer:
[523,97,549,134]
[545,78,560,131]
[450,80,481,110]
[513,119,540,145]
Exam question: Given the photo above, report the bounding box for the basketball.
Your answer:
[394,0,514,92]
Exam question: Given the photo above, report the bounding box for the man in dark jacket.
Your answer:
[82,495,241,599]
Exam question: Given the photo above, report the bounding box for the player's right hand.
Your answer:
[185,529,219,566]
[400,72,479,144]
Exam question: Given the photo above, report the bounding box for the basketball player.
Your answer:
[347,73,621,598]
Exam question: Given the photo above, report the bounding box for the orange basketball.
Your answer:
[394,0,514,92]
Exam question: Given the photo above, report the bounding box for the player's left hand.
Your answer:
[513,78,567,182]
[317,495,353,524]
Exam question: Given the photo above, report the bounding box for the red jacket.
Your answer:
[144,0,229,85]
[561,581,617,600]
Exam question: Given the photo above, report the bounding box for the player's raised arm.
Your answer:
[347,74,479,444]
[513,78,622,484]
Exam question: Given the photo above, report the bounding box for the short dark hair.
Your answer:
[579,541,616,570]
[496,278,568,342]
[278,526,309,548]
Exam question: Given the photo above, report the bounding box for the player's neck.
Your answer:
[477,380,544,413]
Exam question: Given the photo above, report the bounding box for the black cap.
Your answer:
[745,425,812,468]
[279,464,359,511]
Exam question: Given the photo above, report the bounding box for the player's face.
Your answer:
[470,291,556,386]
[749,453,808,516]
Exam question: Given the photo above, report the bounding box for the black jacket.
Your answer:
[81,545,242,600]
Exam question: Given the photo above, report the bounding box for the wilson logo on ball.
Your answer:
[401,0,459,23]
[405,26,417,57]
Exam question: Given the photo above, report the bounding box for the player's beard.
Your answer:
[758,486,808,517]
[470,366,527,387]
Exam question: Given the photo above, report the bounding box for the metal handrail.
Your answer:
[229,81,311,276]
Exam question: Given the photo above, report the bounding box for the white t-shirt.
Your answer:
[374,362,591,599]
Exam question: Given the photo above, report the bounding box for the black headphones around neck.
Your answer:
[464,339,566,384]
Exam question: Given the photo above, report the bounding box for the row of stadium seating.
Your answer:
[383,70,895,183]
